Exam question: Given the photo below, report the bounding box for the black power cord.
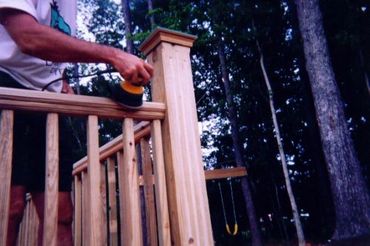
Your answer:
[41,68,117,91]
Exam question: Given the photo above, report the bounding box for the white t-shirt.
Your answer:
[0,0,76,92]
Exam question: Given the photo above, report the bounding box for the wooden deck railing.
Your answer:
[71,123,248,246]
[0,28,214,246]
[72,120,169,246]
[0,88,165,246]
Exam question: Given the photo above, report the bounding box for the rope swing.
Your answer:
[218,180,238,236]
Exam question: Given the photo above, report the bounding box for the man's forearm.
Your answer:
[1,10,116,65]
[0,9,153,83]
[19,24,116,64]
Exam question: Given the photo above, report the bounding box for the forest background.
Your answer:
[65,0,370,245]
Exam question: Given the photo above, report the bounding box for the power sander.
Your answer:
[111,80,144,109]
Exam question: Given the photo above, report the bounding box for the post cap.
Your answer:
[139,27,197,55]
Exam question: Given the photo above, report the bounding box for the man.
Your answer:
[0,0,153,245]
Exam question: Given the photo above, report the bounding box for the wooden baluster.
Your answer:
[118,118,143,246]
[100,161,108,245]
[140,137,158,246]
[30,199,39,246]
[16,202,24,246]
[16,195,28,246]
[107,157,118,246]
[19,198,28,246]
[43,113,59,246]
[74,175,82,246]
[151,120,171,246]
[87,115,103,246]
[18,195,39,246]
[24,195,33,245]
[81,171,88,245]
[0,110,14,245]
[116,151,123,246]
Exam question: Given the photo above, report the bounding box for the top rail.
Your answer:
[0,87,165,120]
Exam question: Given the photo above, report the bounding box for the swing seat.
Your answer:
[226,223,239,236]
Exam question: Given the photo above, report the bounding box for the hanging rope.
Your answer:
[218,180,238,236]
[228,179,238,235]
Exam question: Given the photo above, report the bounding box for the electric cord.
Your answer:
[41,68,117,91]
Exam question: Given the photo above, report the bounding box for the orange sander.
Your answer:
[111,80,144,109]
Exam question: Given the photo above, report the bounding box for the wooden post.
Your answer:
[43,113,59,246]
[140,28,214,245]
[87,115,103,246]
[0,110,13,246]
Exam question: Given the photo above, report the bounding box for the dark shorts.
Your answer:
[0,71,74,192]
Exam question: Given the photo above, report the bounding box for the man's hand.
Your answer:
[110,50,154,86]
[61,80,75,94]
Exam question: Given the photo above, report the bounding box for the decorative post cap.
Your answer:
[139,27,197,56]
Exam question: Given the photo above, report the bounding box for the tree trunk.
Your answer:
[146,0,155,30]
[73,64,81,95]
[359,49,370,96]
[272,181,290,243]
[295,0,370,240]
[258,42,305,246]
[218,41,263,246]
[121,0,134,54]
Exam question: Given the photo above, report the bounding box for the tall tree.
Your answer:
[257,40,305,246]
[146,0,155,30]
[122,0,134,54]
[295,0,370,240]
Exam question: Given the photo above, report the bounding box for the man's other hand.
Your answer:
[61,80,75,94]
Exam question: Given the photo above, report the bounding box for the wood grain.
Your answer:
[140,138,158,246]
[0,110,13,246]
[87,115,103,246]
[139,27,197,56]
[43,113,59,246]
[107,157,118,246]
[0,88,164,120]
[73,175,82,246]
[151,120,171,246]
[73,122,151,175]
[205,167,247,180]
[81,172,88,245]
[100,162,108,245]
[118,118,143,246]
[144,34,213,245]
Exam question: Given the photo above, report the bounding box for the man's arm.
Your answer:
[0,8,153,84]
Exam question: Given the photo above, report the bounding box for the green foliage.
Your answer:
[131,30,151,43]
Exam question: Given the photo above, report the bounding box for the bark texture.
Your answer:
[218,41,263,246]
[295,0,370,240]
[147,0,155,30]
[121,0,134,54]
